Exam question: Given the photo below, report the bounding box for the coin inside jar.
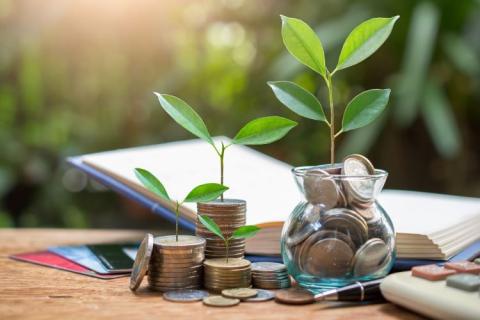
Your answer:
[351,238,389,277]
[342,154,375,204]
[304,238,354,277]
[303,170,339,209]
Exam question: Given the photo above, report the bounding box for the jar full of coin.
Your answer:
[281,155,395,293]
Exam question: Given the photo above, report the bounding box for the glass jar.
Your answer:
[281,164,395,293]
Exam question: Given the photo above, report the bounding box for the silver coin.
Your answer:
[163,289,209,302]
[129,233,153,291]
[154,235,206,249]
[304,238,354,277]
[351,238,389,277]
[303,170,339,208]
[286,204,321,247]
[243,289,275,302]
[251,262,287,273]
[342,154,375,203]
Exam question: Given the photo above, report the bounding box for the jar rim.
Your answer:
[292,164,388,180]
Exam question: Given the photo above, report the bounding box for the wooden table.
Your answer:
[0,229,424,320]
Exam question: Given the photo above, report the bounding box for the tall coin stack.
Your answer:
[203,258,251,292]
[196,199,246,259]
[251,262,291,289]
[148,235,206,292]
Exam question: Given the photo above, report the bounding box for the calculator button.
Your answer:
[444,261,480,275]
[446,274,480,292]
[412,264,456,281]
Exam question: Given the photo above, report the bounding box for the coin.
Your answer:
[251,262,287,273]
[222,288,257,299]
[163,289,209,302]
[202,295,240,307]
[130,233,153,291]
[351,238,389,277]
[243,289,275,302]
[204,258,250,269]
[304,238,354,277]
[154,235,206,248]
[303,170,339,208]
[275,288,315,305]
[286,204,321,247]
[322,208,368,247]
[342,154,375,203]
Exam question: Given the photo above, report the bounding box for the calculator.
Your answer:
[381,269,479,320]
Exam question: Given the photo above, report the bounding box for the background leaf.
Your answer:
[268,81,327,122]
[232,116,297,145]
[342,89,390,132]
[198,215,224,240]
[421,80,461,158]
[335,16,399,71]
[154,93,213,144]
[393,3,439,127]
[134,168,170,201]
[230,225,261,239]
[184,183,228,203]
[280,15,327,77]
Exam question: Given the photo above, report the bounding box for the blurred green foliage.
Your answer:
[0,0,479,228]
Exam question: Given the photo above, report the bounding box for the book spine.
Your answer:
[66,157,195,232]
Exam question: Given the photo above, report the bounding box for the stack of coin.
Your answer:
[196,199,246,259]
[203,258,251,292]
[251,262,291,289]
[285,154,392,279]
[147,235,205,292]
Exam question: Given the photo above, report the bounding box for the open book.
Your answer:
[70,138,480,260]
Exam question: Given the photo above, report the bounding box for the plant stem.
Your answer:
[326,73,335,164]
[220,142,225,201]
[175,201,180,242]
[225,238,229,263]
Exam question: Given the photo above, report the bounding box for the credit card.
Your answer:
[10,251,128,279]
[48,245,112,274]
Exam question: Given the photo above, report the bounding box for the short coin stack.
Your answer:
[286,154,392,278]
[251,262,291,289]
[203,258,251,292]
[148,235,206,292]
[196,199,246,259]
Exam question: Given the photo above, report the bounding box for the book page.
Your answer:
[81,137,302,225]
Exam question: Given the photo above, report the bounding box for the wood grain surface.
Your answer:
[0,229,424,320]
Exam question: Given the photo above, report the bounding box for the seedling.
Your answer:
[198,214,260,263]
[154,93,297,200]
[268,15,399,164]
[135,168,228,241]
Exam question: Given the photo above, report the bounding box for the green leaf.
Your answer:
[267,81,327,122]
[230,225,261,240]
[232,116,297,145]
[134,168,170,201]
[342,89,390,132]
[335,16,399,71]
[198,215,224,240]
[280,15,327,77]
[154,93,213,144]
[184,183,229,203]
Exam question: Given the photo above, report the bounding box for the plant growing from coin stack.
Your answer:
[268,15,399,163]
[198,214,260,263]
[134,168,228,241]
[154,93,297,200]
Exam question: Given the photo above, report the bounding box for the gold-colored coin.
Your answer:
[221,288,257,299]
[202,295,240,307]
[204,258,250,269]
